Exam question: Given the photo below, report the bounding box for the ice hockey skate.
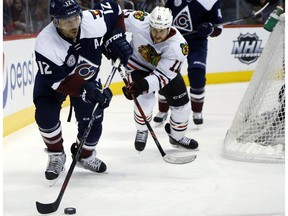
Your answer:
[77,150,107,173]
[153,112,168,126]
[134,130,148,151]
[165,123,198,150]
[193,112,203,125]
[45,149,66,185]
[70,143,107,173]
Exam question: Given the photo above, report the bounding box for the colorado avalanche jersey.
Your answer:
[124,10,189,93]
[165,0,222,39]
[34,1,123,98]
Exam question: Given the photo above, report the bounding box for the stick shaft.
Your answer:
[183,2,270,36]
[118,67,197,164]
[35,60,120,214]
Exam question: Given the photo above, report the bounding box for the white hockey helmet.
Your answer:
[149,6,173,30]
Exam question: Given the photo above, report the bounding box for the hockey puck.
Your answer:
[64,207,76,215]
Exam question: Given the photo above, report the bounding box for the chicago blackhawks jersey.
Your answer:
[124,10,189,93]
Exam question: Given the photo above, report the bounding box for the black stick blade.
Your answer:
[36,201,59,214]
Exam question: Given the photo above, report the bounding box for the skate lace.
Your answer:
[136,131,148,142]
[83,157,102,171]
[179,137,191,146]
[47,155,64,173]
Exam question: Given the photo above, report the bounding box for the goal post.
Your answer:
[223,14,285,163]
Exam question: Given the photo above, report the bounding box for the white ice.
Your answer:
[3,83,285,216]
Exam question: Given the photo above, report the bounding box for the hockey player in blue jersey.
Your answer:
[154,0,223,126]
[33,0,132,182]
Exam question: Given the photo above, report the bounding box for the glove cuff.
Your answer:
[103,28,125,49]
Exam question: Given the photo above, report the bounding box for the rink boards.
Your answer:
[3,26,270,136]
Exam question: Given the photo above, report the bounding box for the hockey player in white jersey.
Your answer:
[122,6,199,151]
[154,0,223,126]
[33,0,132,182]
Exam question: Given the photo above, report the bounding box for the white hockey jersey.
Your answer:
[124,10,189,93]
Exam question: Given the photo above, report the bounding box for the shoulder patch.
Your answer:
[88,9,103,19]
[196,0,218,11]
[133,11,148,21]
[180,43,189,56]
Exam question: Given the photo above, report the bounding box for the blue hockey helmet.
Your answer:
[49,0,82,20]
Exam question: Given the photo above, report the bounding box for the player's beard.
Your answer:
[68,28,79,39]
[61,28,79,40]
[153,37,164,43]
[150,29,169,44]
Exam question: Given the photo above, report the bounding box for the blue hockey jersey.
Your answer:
[165,0,222,39]
[34,1,124,99]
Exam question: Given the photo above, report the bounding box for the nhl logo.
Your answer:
[67,55,76,67]
[232,33,263,65]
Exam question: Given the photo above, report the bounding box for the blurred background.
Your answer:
[3,0,285,36]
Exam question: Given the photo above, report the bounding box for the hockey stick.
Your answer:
[118,66,197,164]
[183,2,269,36]
[217,2,270,26]
[35,59,120,214]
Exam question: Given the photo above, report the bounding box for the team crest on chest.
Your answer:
[138,44,161,66]
[75,63,98,80]
[173,6,193,32]
[133,11,147,21]
[67,55,76,67]
[74,56,99,80]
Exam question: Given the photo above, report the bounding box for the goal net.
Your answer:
[223,14,285,163]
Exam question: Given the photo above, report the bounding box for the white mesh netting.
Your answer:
[223,14,285,163]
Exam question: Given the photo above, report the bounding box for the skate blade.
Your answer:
[75,163,109,174]
[194,124,203,130]
[154,122,165,127]
[171,144,199,151]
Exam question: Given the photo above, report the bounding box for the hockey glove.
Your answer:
[101,87,113,108]
[103,28,133,66]
[122,79,149,100]
[81,80,113,108]
[197,22,214,37]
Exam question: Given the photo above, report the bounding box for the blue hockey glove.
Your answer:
[103,28,133,66]
[101,87,113,108]
[81,80,113,108]
[122,79,149,100]
[197,22,214,37]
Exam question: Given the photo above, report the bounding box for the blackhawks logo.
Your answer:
[133,11,148,21]
[138,44,161,66]
[180,43,189,55]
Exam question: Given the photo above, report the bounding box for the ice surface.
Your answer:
[3,83,285,216]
